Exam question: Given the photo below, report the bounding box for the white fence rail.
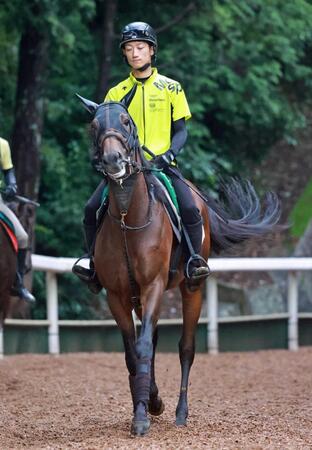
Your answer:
[2,255,312,357]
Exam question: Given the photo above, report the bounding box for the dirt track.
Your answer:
[0,348,311,449]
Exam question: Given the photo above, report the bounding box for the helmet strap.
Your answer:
[137,62,151,72]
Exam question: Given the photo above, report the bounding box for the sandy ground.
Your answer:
[0,348,311,450]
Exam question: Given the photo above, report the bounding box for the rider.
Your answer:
[0,137,36,303]
[73,21,209,291]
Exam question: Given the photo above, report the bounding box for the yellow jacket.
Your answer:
[105,68,191,157]
[0,137,13,171]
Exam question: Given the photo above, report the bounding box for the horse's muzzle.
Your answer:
[102,152,127,179]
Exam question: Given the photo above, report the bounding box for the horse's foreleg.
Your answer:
[134,310,164,417]
[148,327,165,416]
[106,292,138,417]
[130,317,153,436]
[131,280,164,436]
[122,332,138,415]
[175,283,202,426]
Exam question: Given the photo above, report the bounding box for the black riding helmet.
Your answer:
[120,22,157,60]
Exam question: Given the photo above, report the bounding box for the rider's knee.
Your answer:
[16,229,28,249]
[181,205,201,225]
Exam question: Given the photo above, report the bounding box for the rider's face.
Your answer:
[123,41,154,70]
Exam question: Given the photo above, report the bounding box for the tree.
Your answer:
[95,0,118,101]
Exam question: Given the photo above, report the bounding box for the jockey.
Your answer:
[73,21,209,292]
[0,137,36,303]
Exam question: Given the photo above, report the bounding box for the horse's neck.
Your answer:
[108,173,149,221]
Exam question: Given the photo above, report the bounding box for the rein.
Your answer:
[103,134,151,308]
[94,104,154,307]
[107,173,153,309]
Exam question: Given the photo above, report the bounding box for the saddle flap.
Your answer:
[0,212,18,253]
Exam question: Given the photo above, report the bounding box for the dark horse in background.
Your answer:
[0,224,17,331]
[76,95,281,436]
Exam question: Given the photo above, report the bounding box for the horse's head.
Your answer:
[76,94,140,182]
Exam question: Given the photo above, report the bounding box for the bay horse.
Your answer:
[77,96,281,436]
[0,224,17,328]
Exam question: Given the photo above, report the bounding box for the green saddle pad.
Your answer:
[151,169,180,213]
[0,211,15,233]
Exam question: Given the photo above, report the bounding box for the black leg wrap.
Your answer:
[133,359,151,408]
[129,375,136,411]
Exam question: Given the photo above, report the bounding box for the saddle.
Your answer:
[0,212,18,253]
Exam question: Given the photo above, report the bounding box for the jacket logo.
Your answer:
[153,80,182,94]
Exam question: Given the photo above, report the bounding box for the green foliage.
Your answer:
[160,0,312,171]
[36,136,101,256]
[290,178,312,237]
[0,8,19,136]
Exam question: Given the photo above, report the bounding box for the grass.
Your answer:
[290,177,312,237]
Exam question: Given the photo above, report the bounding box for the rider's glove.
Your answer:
[154,150,175,170]
[3,183,17,201]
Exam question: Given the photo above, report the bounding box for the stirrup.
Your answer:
[185,255,210,281]
[72,255,93,282]
[11,285,36,303]
[72,256,102,294]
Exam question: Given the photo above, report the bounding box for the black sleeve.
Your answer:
[3,168,17,186]
[170,118,187,158]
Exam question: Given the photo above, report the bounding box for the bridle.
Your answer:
[92,102,144,183]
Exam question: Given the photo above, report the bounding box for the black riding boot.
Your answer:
[184,219,210,287]
[72,223,102,294]
[11,249,36,303]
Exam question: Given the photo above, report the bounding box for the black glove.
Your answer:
[3,183,17,201]
[154,150,175,170]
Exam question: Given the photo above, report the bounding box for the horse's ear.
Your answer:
[75,93,99,114]
[120,84,138,109]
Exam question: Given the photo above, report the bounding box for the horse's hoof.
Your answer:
[130,418,151,436]
[175,415,187,427]
[148,396,165,416]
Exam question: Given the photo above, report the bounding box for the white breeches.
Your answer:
[0,195,28,248]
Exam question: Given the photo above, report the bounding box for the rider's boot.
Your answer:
[184,218,210,287]
[72,223,102,294]
[11,248,36,303]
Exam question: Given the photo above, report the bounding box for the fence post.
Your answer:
[207,276,218,354]
[46,271,60,355]
[0,326,3,359]
[287,271,298,351]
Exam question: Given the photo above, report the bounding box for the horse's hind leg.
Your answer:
[175,282,202,426]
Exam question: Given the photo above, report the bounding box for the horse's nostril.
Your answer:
[103,152,122,166]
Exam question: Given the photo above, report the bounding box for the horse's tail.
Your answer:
[206,178,283,254]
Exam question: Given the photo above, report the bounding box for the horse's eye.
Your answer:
[120,113,130,127]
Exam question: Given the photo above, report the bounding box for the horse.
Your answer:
[0,224,17,331]
[77,95,281,436]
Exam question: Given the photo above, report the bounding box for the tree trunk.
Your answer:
[11,25,49,199]
[9,20,49,318]
[95,0,118,101]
